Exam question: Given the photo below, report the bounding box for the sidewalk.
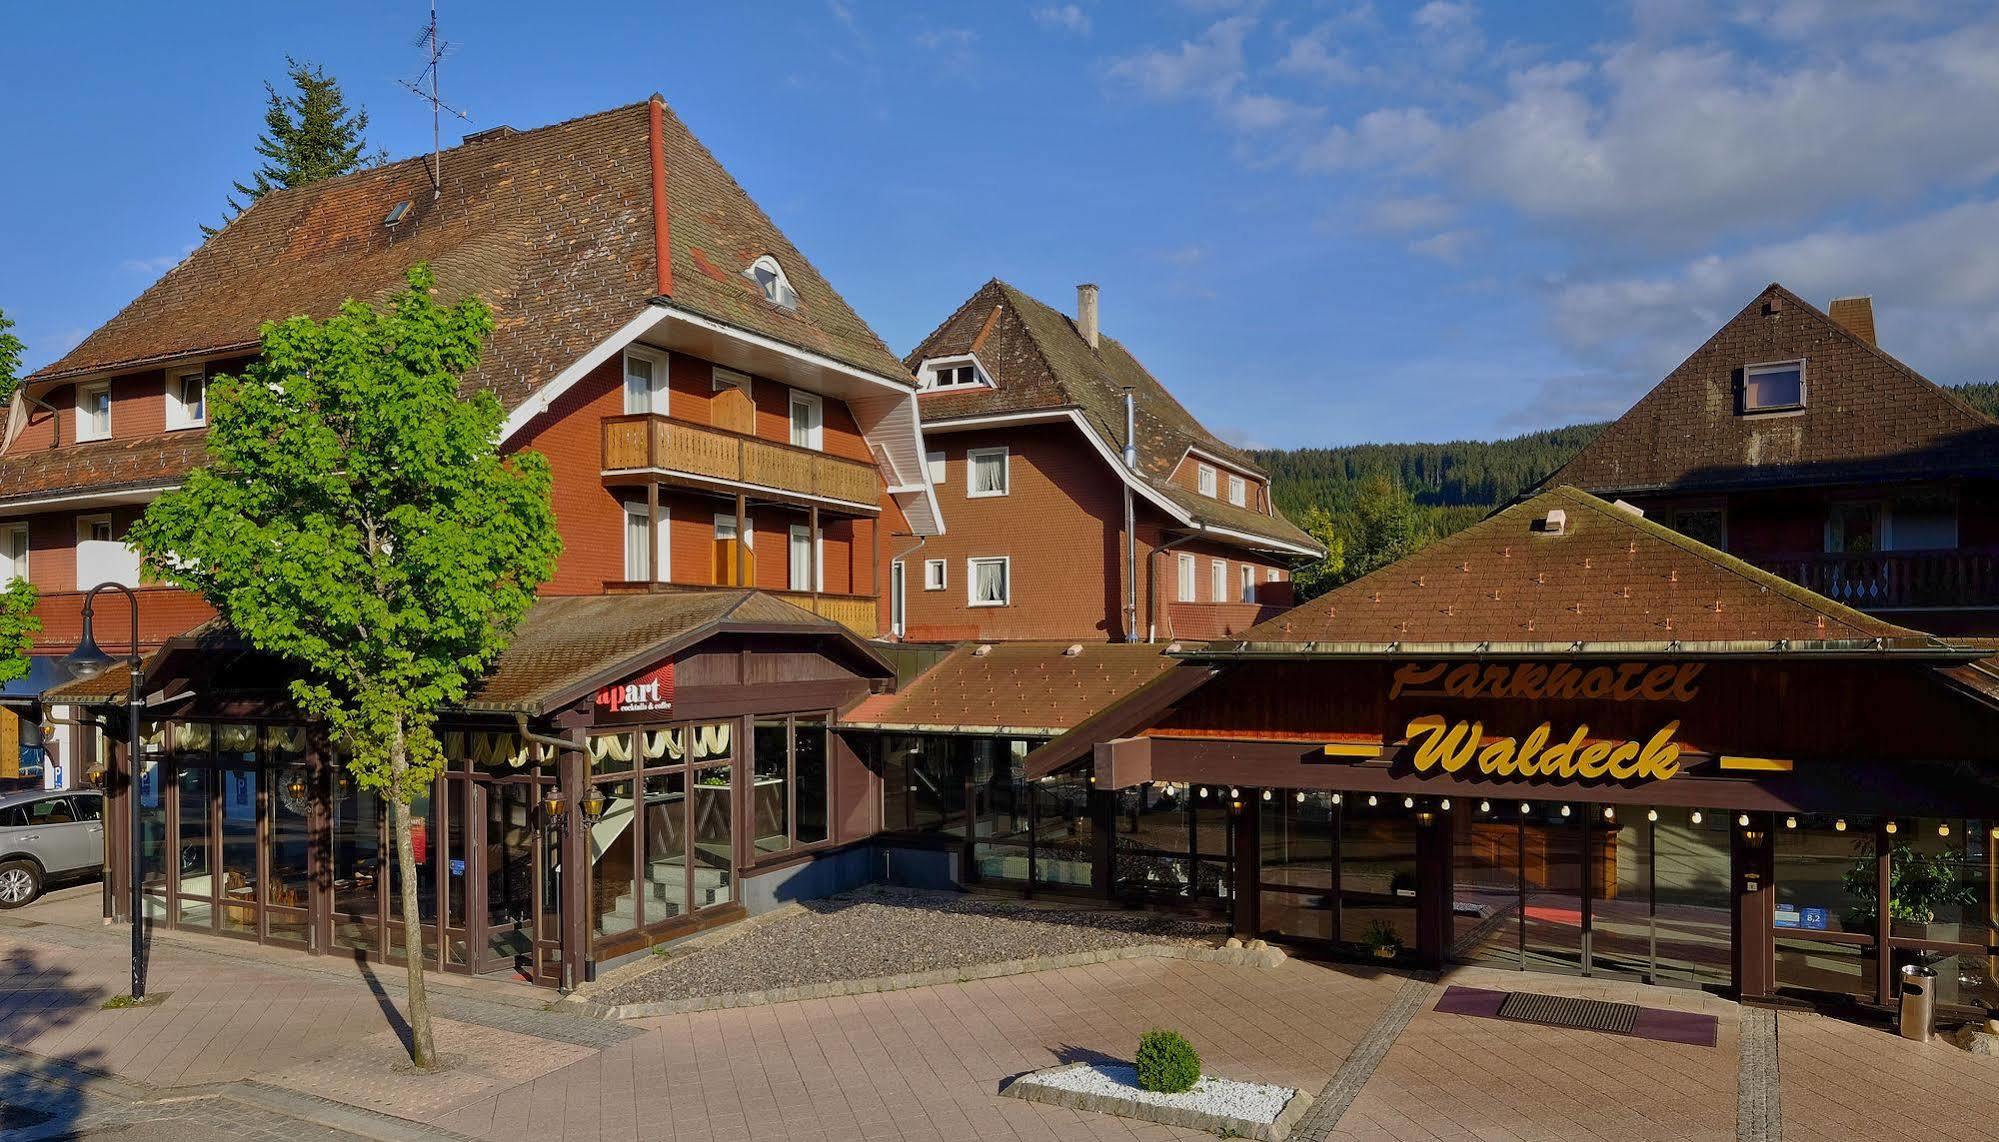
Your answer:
[4,883,1995,1141]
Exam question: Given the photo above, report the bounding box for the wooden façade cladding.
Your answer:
[601,414,882,508]
[668,634,880,722]
[1152,657,1999,766]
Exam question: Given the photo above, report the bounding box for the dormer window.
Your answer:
[919,355,990,392]
[1742,360,1805,413]
[77,382,112,442]
[167,369,207,430]
[1197,463,1217,498]
[1227,473,1246,507]
[745,255,799,310]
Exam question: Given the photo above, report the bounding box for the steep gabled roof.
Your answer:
[1545,283,1999,495]
[29,97,911,407]
[906,280,1321,555]
[1229,486,1933,649]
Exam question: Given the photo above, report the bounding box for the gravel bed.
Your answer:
[1021,1062,1296,1124]
[592,888,1225,1005]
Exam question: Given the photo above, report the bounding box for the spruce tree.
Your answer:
[206,58,385,236]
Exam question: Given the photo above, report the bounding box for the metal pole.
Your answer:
[128,637,142,1000]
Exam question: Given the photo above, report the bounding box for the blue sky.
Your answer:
[3,1,1995,448]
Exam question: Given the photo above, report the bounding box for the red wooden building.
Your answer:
[1548,286,1999,635]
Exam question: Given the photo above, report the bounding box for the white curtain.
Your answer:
[974,560,1007,604]
[973,453,1006,494]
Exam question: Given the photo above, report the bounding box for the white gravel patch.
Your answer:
[1020,1062,1295,1124]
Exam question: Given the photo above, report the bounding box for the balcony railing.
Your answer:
[1747,548,1999,611]
[602,414,882,509]
[1164,601,1285,642]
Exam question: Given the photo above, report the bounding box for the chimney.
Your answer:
[1828,295,1876,346]
[1077,283,1100,349]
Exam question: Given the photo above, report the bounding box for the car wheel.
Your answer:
[0,860,42,908]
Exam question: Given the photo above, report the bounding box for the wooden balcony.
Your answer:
[1163,601,1285,642]
[602,414,882,510]
[1747,547,1999,612]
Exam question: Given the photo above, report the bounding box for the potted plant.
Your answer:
[1362,919,1403,960]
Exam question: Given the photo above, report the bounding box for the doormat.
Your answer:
[1435,985,1719,1047]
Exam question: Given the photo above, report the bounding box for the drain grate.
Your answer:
[1495,991,1640,1033]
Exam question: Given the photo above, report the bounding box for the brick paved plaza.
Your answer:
[2,884,1994,1141]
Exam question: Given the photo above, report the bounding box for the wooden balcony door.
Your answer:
[714,513,753,586]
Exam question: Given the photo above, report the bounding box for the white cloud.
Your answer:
[914,27,976,50]
[1105,16,1250,101]
[1549,198,1999,386]
[1274,23,1375,85]
[1298,106,1442,171]
[1412,1,1484,71]
[1373,24,1999,245]
[1407,228,1477,263]
[1032,5,1090,35]
[1217,91,1313,132]
[1367,194,1457,233]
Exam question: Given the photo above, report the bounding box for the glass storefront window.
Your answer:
[692,764,733,907]
[753,720,790,854]
[1033,773,1094,890]
[590,776,639,938]
[176,767,212,929]
[969,739,1030,883]
[331,770,380,952]
[1113,784,1196,901]
[1451,803,1519,966]
[265,728,312,943]
[137,724,167,917]
[794,719,829,846]
[1261,791,1336,944]
[644,771,689,921]
[1650,808,1733,989]
[1339,796,1417,954]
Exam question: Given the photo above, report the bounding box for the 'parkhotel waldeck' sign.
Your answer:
[1387,661,1703,785]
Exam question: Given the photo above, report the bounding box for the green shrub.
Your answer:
[1135,1029,1202,1094]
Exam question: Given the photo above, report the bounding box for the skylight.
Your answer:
[383,200,413,227]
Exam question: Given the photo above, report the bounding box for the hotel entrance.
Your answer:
[1449,799,1733,988]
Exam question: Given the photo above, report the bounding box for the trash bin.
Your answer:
[1899,963,1937,1042]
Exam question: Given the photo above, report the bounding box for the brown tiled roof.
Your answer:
[30,97,910,408]
[465,589,887,713]
[1545,283,1999,495]
[48,589,888,713]
[906,281,1321,555]
[840,640,1182,735]
[1230,486,1929,648]
[0,431,209,508]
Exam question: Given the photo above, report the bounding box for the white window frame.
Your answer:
[967,556,1010,607]
[788,523,823,591]
[923,558,947,591]
[622,345,670,416]
[918,355,991,392]
[1197,463,1217,498]
[712,366,752,396]
[1240,564,1255,603]
[1210,559,1228,603]
[788,390,824,451]
[966,447,1010,498]
[77,382,112,442]
[78,514,114,545]
[166,369,207,430]
[1267,568,1280,583]
[714,512,754,546]
[622,501,669,582]
[1176,553,1196,603]
[1741,359,1806,414]
[0,523,26,584]
[1227,473,1247,507]
[925,450,946,486]
[746,254,798,309]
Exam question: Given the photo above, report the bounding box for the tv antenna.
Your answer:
[399,0,470,200]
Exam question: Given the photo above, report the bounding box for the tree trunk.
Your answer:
[389,718,438,1068]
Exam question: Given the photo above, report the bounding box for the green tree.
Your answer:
[0,307,24,405]
[207,57,385,236]
[1290,505,1346,602]
[0,581,39,688]
[1338,474,1426,585]
[129,266,560,1068]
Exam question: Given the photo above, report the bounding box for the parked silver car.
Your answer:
[0,789,104,906]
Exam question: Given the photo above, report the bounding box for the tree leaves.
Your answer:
[128,264,561,799]
[0,307,23,406]
[0,580,39,687]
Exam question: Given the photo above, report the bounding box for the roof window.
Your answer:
[919,355,990,392]
[745,255,799,310]
[1741,360,1805,413]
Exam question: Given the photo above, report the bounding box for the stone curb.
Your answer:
[575,939,1286,1020]
[1001,1062,1314,1142]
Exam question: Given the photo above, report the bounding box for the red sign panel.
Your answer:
[594,661,676,722]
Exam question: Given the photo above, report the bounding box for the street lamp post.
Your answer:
[61,583,144,1000]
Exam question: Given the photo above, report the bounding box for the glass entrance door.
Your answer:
[480,781,552,980]
[1522,804,1586,973]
